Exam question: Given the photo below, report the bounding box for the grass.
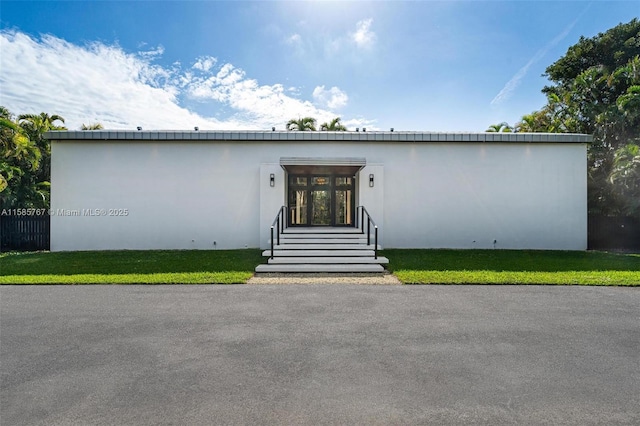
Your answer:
[383,249,640,286]
[2,248,638,286]
[0,249,264,284]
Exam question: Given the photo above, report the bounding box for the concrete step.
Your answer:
[267,256,389,264]
[278,238,368,244]
[255,264,385,273]
[259,225,385,274]
[282,228,362,234]
[271,244,381,250]
[262,250,376,257]
[279,233,366,239]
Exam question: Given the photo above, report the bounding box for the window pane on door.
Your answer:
[289,176,307,186]
[335,190,352,225]
[289,190,307,225]
[311,190,331,225]
[312,176,329,186]
[335,177,353,186]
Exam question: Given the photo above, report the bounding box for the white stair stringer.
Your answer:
[256,227,387,274]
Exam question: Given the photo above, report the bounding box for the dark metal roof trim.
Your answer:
[44,130,593,143]
[280,157,366,167]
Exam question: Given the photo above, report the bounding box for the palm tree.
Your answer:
[18,112,66,134]
[286,117,317,131]
[0,106,11,120]
[81,123,104,130]
[0,117,39,168]
[15,113,66,206]
[515,113,542,132]
[0,114,41,203]
[486,122,513,132]
[320,117,347,131]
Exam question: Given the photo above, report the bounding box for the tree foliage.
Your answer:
[505,19,640,218]
[320,117,347,131]
[286,117,317,131]
[287,116,349,131]
[609,143,640,216]
[486,122,513,132]
[0,108,66,209]
[81,123,104,130]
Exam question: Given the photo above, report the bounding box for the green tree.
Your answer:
[81,123,104,130]
[486,122,513,132]
[515,112,544,132]
[514,92,580,133]
[609,143,640,218]
[500,19,639,217]
[0,109,66,208]
[320,117,347,131]
[543,19,640,91]
[0,110,43,207]
[18,113,65,197]
[286,117,317,131]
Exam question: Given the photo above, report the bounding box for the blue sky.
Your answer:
[1,1,637,131]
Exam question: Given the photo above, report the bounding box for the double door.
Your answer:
[288,174,355,226]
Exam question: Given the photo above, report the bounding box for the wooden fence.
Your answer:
[0,214,51,252]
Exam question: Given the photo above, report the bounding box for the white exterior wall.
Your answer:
[380,143,587,250]
[51,139,587,251]
[51,142,263,251]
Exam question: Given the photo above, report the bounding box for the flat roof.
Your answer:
[44,130,592,143]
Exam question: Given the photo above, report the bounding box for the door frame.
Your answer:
[287,172,356,227]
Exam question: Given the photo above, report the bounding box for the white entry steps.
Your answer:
[256,227,388,273]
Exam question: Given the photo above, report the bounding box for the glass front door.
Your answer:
[311,189,331,225]
[288,174,355,226]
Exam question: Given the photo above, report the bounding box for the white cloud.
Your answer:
[0,31,213,129]
[312,86,349,109]
[192,56,217,72]
[186,64,343,127]
[138,45,165,58]
[341,116,378,131]
[284,33,305,56]
[286,33,302,45]
[0,30,368,130]
[350,19,376,50]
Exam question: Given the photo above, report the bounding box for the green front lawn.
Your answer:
[383,249,640,285]
[2,249,638,285]
[0,250,263,284]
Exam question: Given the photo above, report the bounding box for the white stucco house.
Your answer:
[45,130,590,270]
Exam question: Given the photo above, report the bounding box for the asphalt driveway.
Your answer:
[1,285,638,425]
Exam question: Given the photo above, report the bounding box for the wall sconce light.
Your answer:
[137,126,142,131]
[369,174,374,187]
[270,173,275,187]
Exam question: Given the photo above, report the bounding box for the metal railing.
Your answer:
[270,206,287,259]
[356,206,379,259]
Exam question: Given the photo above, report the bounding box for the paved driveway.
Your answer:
[1,285,638,425]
